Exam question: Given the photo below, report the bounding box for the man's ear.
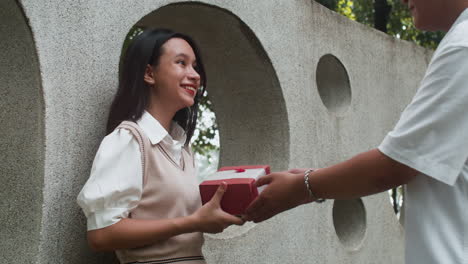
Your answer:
[144,64,155,85]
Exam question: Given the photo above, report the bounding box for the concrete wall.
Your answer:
[1,0,432,263]
[0,1,44,263]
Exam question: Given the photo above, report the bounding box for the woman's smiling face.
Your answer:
[146,37,201,111]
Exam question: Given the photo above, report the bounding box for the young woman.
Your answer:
[77,28,242,264]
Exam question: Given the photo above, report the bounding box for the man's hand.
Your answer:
[244,172,310,223]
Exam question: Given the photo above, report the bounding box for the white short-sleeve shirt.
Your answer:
[77,111,187,230]
[378,9,468,264]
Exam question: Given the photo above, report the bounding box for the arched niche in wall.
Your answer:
[135,2,289,171]
[0,1,44,263]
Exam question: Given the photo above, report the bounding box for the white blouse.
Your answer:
[77,111,187,230]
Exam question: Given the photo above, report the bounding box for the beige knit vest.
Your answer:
[115,121,205,264]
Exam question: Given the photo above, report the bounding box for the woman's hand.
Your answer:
[191,182,244,233]
[87,183,244,251]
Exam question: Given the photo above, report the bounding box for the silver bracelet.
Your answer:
[304,169,325,203]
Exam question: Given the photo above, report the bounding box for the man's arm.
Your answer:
[244,149,418,223]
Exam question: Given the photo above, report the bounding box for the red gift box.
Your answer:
[199,165,270,215]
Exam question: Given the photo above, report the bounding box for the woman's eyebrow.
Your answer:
[175,53,196,61]
[175,53,197,64]
[175,53,189,58]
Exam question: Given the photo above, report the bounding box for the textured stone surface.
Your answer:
[0,1,44,263]
[1,0,432,263]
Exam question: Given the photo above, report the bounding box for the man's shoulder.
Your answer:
[445,19,468,48]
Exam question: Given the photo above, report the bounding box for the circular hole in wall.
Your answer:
[316,54,351,114]
[136,3,289,172]
[121,27,220,182]
[192,94,220,182]
[332,199,367,250]
[126,2,289,239]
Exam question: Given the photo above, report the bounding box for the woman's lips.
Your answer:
[182,86,197,96]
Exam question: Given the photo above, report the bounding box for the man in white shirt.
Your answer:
[245,0,468,263]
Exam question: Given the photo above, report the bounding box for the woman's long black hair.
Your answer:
[107,28,207,146]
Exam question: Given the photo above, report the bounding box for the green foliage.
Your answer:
[319,0,339,9]
[317,0,444,49]
[191,93,220,159]
[120,26,144,75]
[386,0,444,49]
[122,26,144,55]
[337,0,358,20]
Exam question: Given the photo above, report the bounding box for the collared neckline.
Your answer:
[136,111,187,146]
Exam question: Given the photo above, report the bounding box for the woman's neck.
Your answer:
[146,103,175,133]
